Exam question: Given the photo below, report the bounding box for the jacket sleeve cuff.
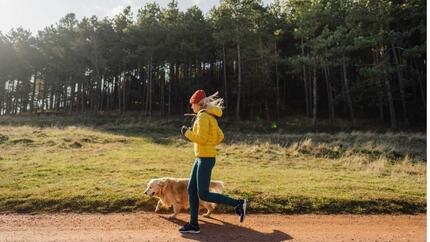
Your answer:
[184,129,193,141]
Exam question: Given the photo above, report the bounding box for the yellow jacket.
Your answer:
[185,106,224,157]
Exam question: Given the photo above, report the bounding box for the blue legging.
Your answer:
[188,157,239,224]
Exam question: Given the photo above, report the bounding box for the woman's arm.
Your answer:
[184,114,210,144]
[216,126,224,144]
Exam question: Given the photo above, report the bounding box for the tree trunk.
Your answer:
[149,55,153,119]
[258,34,269,120]
[222,43,228,110]
[44,81,48,112]
[6,81,10,114]
[198,59,202,81]
[76,78,81,112]
[301,38,310,117]
[99,76,104,112]
[30,71,37,113]
[416,71,426,109]
[56,77,62,111]
[377,78,385,122]
[312,65,317,131]
[275,40,280,119]
[84,79,88,112]
[160,65,165,117]
[112,77,116,112]
[168,64,173,117]
[144,62,150,117]
[122,72,126,114]
[62,82,67,111]
[413,59,426,109]
[323,67,335,123]
[21,78,28,113]
[384,72,397,129]
[6,81,12,114]
[307,68,313,117]
[69,77,75,113]
[0,79,4,115]
[374,52,384,122]
[13,81,19,114]
[342,56,354,124]
[116,74,121,113]
[176,64,181,114]
[49,81,54,112]
[107,80,112,111]
[236,43,242,121]
[391,43,408,126]
[21,77,29,113]
[96,75,102,113]
[379,46,397,130]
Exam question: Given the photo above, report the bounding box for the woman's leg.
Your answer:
[187,159,199,225]
[196,157,239,207]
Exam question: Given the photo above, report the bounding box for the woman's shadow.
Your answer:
[160,216,293,242]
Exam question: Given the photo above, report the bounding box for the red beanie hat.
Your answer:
[189,90,206,104]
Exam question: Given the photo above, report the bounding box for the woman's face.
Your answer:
[191,103,201,113]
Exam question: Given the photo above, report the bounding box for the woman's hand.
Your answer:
[181,125,190,141]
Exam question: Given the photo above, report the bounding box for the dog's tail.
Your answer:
[210,180,224,193]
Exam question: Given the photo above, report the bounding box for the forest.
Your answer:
[0,0,426,129]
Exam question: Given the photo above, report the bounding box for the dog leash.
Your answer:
[184,113,197,129]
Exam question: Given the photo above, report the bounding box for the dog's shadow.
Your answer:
[159,215,293,242]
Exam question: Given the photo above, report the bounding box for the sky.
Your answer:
[0,0,273,34]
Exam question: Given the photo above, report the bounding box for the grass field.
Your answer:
[0,114,426,214]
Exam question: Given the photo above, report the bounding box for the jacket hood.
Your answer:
[203,106,223,117]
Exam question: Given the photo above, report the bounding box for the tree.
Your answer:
[0,0,426,130]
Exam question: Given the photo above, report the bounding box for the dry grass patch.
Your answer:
[0,123,425,214]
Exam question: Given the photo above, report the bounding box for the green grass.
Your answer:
[0,115,426,214]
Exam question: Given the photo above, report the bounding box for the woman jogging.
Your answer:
[179,89,247,234]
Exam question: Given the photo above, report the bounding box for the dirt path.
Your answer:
[0,212,425,242]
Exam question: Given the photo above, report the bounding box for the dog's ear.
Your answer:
[147,179,156,187]
[152,179,165,197]
[154,179,163,187]
[148,179,162,189]
[159,179,170,196]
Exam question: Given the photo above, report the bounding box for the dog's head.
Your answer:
[144,178,164,197]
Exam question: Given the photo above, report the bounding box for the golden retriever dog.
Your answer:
[144,177,224,219]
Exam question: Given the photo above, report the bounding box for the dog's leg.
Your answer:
[202,203,215,217]
[155,200,163,213]
[168,203,181,219]
[202,210,212,217]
